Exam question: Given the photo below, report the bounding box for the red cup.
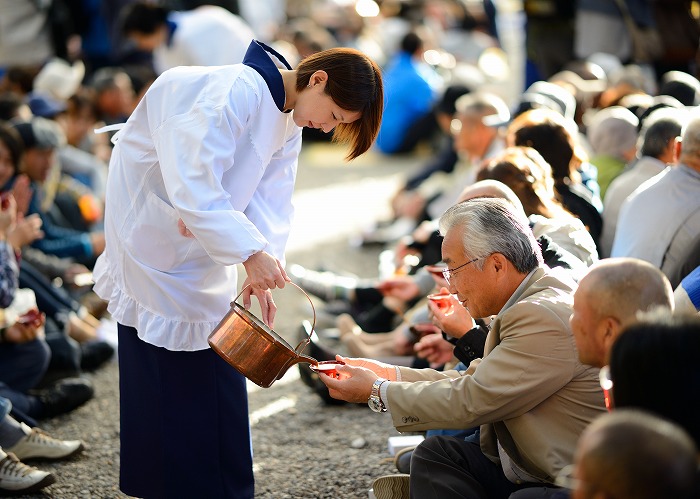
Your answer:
[0,192,11,211]
[309,360,346,379]
[17,309,42,327]
[428,293,454,314]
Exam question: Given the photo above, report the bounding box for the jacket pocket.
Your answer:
[123,191,202,272]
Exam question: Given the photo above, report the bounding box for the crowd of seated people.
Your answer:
[287,28,700,497]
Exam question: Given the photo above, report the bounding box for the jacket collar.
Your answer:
[242,40,292,112]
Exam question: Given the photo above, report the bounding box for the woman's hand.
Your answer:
[242,251,289,292]
[240,276,277,328]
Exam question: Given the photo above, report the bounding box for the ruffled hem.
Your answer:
[94,270,219,352]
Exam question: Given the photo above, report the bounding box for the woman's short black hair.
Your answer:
[120,3,169,36]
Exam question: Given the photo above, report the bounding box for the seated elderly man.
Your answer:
[322,198,605,499]
[569,257,674,370]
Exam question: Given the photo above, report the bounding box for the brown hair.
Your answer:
[296,48,383,160]
[477,146,572,219]
[507,108,587,184]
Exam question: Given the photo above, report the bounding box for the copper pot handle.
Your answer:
[232,281,316,354]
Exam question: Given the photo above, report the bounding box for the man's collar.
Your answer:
[497,267,541,316]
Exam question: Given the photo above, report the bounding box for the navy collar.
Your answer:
[165,18,177,47]
[242,40,292,112]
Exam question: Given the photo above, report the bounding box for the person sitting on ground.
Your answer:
[0,394,83,495]
[505,108,603,249]
[374,30,442,155]
[477,146,598,270]
[321,198,605,498]
[608,314,700,447]
[120,1,255,75]
[569,257,674,371]
[9,118,105,267]
[338,179,590,362]
[585,106,639,198]
[612,112,700,288]
[363,91,508,245]
[600,107,686,257]
[674,265,700,315]
[563,409,697,499]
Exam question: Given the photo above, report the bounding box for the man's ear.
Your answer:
[601,316,621,352]
[490,253,507,275]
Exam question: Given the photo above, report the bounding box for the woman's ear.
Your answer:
[309,70,329,88]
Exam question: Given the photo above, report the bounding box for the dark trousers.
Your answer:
[410,435,530,499]
[0,338,50,424]
[118,324,254,499]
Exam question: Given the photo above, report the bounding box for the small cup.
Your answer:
[310,360,346,379]
[428,293,454,314]
[0,192,11,211]
[17,309,42,328]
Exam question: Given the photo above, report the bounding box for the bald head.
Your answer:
[576,410,697,499]
[570,258,673,367]
[583,258,673,324]
[457,179,526,216]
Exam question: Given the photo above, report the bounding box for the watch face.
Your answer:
[368,396,382,413]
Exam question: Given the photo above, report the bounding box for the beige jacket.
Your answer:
[386,267,605,482]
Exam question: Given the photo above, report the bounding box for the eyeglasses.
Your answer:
[442,257,480,285]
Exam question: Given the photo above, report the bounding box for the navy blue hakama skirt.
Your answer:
[118,323,254,499]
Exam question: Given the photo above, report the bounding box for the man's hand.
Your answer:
[414,333,455,366]
[319,357,386,404]
[429,287,474,339]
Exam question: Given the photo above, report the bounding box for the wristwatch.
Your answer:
[368,378,387,413]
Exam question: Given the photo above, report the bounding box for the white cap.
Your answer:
[33,58,85,102]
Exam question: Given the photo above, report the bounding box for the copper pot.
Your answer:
[208,283,318,388]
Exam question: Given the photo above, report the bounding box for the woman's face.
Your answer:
[0,140,15,187]
[292,77,361,133]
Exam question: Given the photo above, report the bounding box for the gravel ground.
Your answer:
[19,144,424,498]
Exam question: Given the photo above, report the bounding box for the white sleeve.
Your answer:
[150,85,269,266]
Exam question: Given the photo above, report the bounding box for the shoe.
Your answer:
[0,451,55,494]
[80,339,115,371]
[394,446,414,474]
[37,378,94,419]
[288,264,357,302]
[7,423,84,461]
[371,474,410,499]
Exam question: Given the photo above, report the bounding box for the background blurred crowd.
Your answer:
[0,0,699,496]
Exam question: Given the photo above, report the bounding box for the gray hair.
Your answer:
[679,111,700,158]
[438,197,543,273]
[638,108,686,159]
[587,106,639,160]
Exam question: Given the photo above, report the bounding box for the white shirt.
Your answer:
[154,6,255,74]
[93,41,302,351]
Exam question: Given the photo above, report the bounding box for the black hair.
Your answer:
[120,3,170,36]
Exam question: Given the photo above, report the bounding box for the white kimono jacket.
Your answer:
[93,41,302,351]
